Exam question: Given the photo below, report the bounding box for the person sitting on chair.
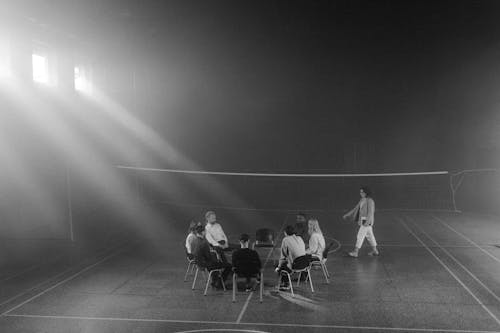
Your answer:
[192,224,231,289]
[294,212,309,244]
[232,233,262,292]
[185,220,199,260]
[204,210,230,262]
[306,218,326,262]
[275,225,306,290]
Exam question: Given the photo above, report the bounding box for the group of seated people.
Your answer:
[185,211,327,291]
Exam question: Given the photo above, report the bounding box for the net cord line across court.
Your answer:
[116,165,449,178]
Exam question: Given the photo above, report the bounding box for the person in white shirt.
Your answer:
[343,186,379,257]
[275,225,306,290]
[204,210,229,249]
[204,210,230,262]
[306,218,326,261]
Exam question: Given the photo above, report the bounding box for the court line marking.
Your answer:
[432,215,500,264]
[0,243,130,316]
[174,330,269,333]
[3,313,500,333]
[398,217,500,327]
[409,216,500,304]
[235,213,290,323]
[235,292,253,324]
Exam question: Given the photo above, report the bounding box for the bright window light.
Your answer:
[32,54,49,84]
[74,65,92,94]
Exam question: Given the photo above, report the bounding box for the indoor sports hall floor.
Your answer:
[0,210,499,333]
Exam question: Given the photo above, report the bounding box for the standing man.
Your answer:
[343,186,379,257]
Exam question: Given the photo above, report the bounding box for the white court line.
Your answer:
[3,313,500,333]
[0,244,129,316]
[409,217,500,304]
[235,214,290,323]
[235,292,253,324]
[398,217,500,327]
[432,215,500,264]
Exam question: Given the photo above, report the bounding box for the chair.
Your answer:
[232,269,264,303]
[279,255,314,296]
[252,228,276,249]
[184,254,197,282]
[191,264,227,295]
[309,241,334,284]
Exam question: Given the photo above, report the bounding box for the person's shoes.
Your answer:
[245,285,253,292]
[279,284,291,291]
[368,250,380,256]
[347,251,358,258]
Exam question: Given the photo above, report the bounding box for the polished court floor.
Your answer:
[0,210,499,332]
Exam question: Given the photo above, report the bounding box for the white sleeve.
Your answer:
[185,234,191,254]
[205,226,219,247]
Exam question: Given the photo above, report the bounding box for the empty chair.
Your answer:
[253,228,276,248]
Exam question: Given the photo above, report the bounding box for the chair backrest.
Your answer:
[292,255,311,270]
[255,228,276,245]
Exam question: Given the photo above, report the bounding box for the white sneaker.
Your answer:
[348,251,358,258]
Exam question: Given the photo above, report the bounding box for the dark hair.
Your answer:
[188,220,198,233]
[360,186,372,197]
[284,225,295,236]
[195,224,205,234]
[239,233,249,242]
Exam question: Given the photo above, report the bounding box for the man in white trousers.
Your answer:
[343,186,379,257]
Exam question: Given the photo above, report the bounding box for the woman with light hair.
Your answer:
[306,218,326,260]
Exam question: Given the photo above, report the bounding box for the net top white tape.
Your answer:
[116,165,448,178]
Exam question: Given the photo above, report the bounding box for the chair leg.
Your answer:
[220,270,226,291]
[192,267,199,290]
[296,272,302,287]
[321,262,330,284]
[184,262,192,282]
[232,273,236,302]
[324,264,330,278]
[204,270,213,296]
[307,268,314,293]
[259,272,263,303]
[287,273,294,296]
